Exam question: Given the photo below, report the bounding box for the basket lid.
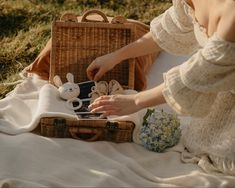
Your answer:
[50,10,136,89]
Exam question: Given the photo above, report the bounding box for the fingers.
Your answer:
[86,64,97,80]
[88,95,113,109]
[88,95,118,117]
[87,55,113,81]
[100,110,116,118]
[87,58,105,81]
[93,69,104,81]
[90,105,117,114]
[87,65,103,81]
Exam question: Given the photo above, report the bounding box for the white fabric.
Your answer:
[150,0,235,176]
[150,0,199,55]
[162,33,235,117]
[0,77,146,143]
[1,52,235,187]
[0,78,78,134]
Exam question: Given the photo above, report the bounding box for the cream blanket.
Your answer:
[0,75,146,144]
[0,52,234,187]
[0,78,79,134]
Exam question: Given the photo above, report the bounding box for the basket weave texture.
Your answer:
[42,10,137,142]
[50,10,136,89]
[40,118,135,143]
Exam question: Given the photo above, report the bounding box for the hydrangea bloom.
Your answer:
[140,109,181,152]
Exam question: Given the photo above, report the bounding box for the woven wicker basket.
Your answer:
[40,117,135,143]
[49,10,136,89]
[40,10,137,142]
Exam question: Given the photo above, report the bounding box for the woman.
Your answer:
[87,0,235,176]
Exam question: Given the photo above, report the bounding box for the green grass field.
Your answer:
[0,0,171,98]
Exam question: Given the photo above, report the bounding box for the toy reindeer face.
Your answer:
[53,73,80,100]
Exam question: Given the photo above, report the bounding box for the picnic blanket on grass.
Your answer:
[0,52,234,187]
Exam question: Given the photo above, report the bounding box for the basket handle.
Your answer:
[111,16,127,24]
[60,12,78,22]
[69,127,103,141]
[81,9,109,23]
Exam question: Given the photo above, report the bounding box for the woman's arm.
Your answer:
[135,83,166,109]
[86,32,161,81]
[113,32,161,62]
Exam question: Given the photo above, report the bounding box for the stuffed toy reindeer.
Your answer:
[53,73,82,110]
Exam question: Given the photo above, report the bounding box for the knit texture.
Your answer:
[150,0,235,175]
[150,0,199,55]
[182,92,235,176]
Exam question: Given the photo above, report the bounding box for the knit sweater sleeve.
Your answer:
[162,34,235,117]
[150,0,199,55]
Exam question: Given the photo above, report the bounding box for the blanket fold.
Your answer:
[0,77,77,134]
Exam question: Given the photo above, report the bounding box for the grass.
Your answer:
[0,0,171,98]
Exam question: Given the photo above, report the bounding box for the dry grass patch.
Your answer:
[0,0,171,98]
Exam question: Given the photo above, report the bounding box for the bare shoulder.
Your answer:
[217,0,235,42]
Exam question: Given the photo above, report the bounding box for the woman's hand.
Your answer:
[86,52,121,81]
[88,94,142,118]
[88,83,166,118]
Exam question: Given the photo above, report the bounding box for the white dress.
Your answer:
[150,0,235,176]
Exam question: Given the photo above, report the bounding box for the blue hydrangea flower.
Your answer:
[140,109,181,152]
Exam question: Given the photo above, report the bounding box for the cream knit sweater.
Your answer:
[150,0,235,176]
